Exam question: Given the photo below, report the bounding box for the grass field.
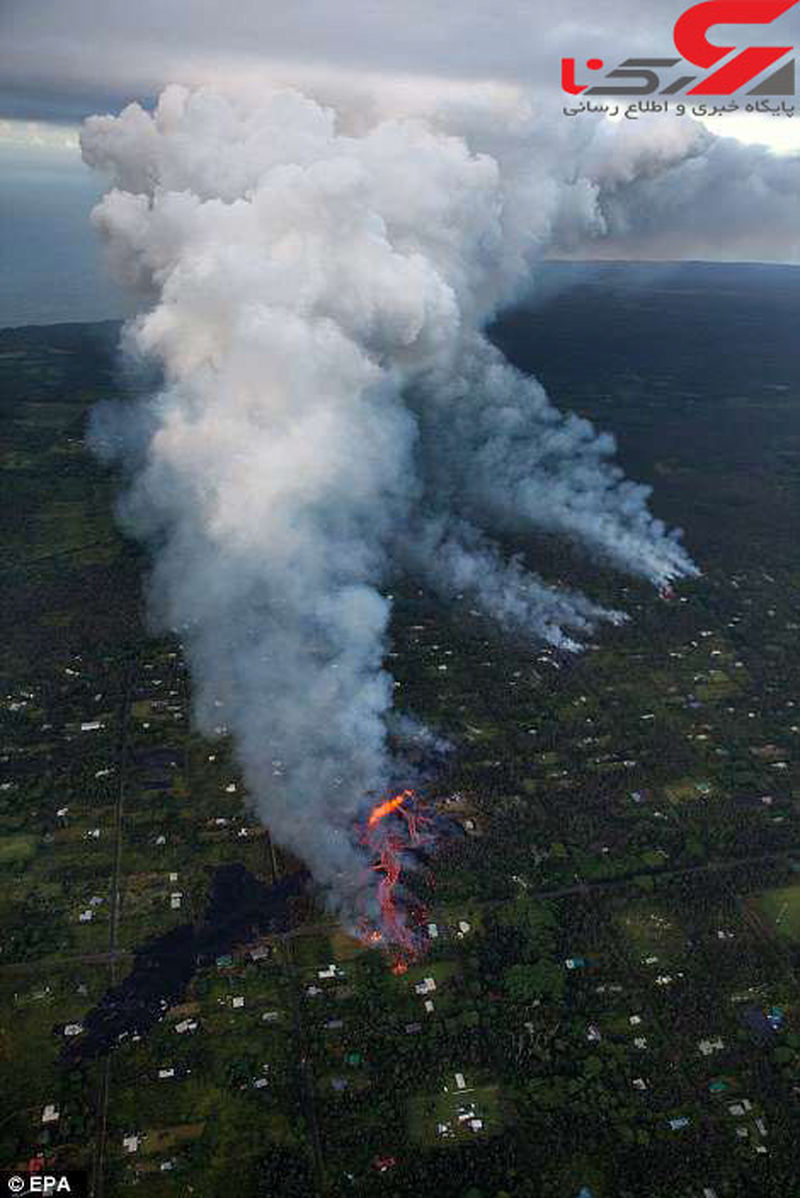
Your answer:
[695,670,737,702]
[140,1122,205,1156]
[408,1080,506,1147]
[665,778,714,804]
[616,901,687,963]
[754,884,800,942]
[0,834,37,865]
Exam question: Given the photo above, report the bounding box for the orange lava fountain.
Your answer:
[367,789,414,828]
[359,787,433,962]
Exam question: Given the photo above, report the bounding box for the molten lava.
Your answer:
[367,789,414,829]
[359,788,434,960]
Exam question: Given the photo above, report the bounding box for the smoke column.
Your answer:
[81,85,696,929]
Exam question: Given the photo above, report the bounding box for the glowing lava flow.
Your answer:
[367,789,414,829]
[359,788,433,961]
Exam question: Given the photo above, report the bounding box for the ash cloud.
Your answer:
[82,85,697,925]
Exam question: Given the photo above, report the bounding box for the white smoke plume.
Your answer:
[81,85,697,925]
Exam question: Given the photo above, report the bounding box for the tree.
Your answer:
[503,961,564,1004]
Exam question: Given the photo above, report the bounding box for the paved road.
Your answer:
[90,658,133,1198]
[0,950,133,977]
[281,846,797,943]
[266,835,327,1192]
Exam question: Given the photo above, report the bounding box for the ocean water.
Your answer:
[0,147,129,328]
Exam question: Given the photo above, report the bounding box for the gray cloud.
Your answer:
[596,133,800,259]
[6,0,800,125]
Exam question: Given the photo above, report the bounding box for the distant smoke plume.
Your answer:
[82,86,696,925]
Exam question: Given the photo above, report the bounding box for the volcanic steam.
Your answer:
[81,84,696,940]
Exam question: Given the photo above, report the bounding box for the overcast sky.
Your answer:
[2,0,800,325]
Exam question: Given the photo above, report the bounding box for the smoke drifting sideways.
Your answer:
[81,85,697,934]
